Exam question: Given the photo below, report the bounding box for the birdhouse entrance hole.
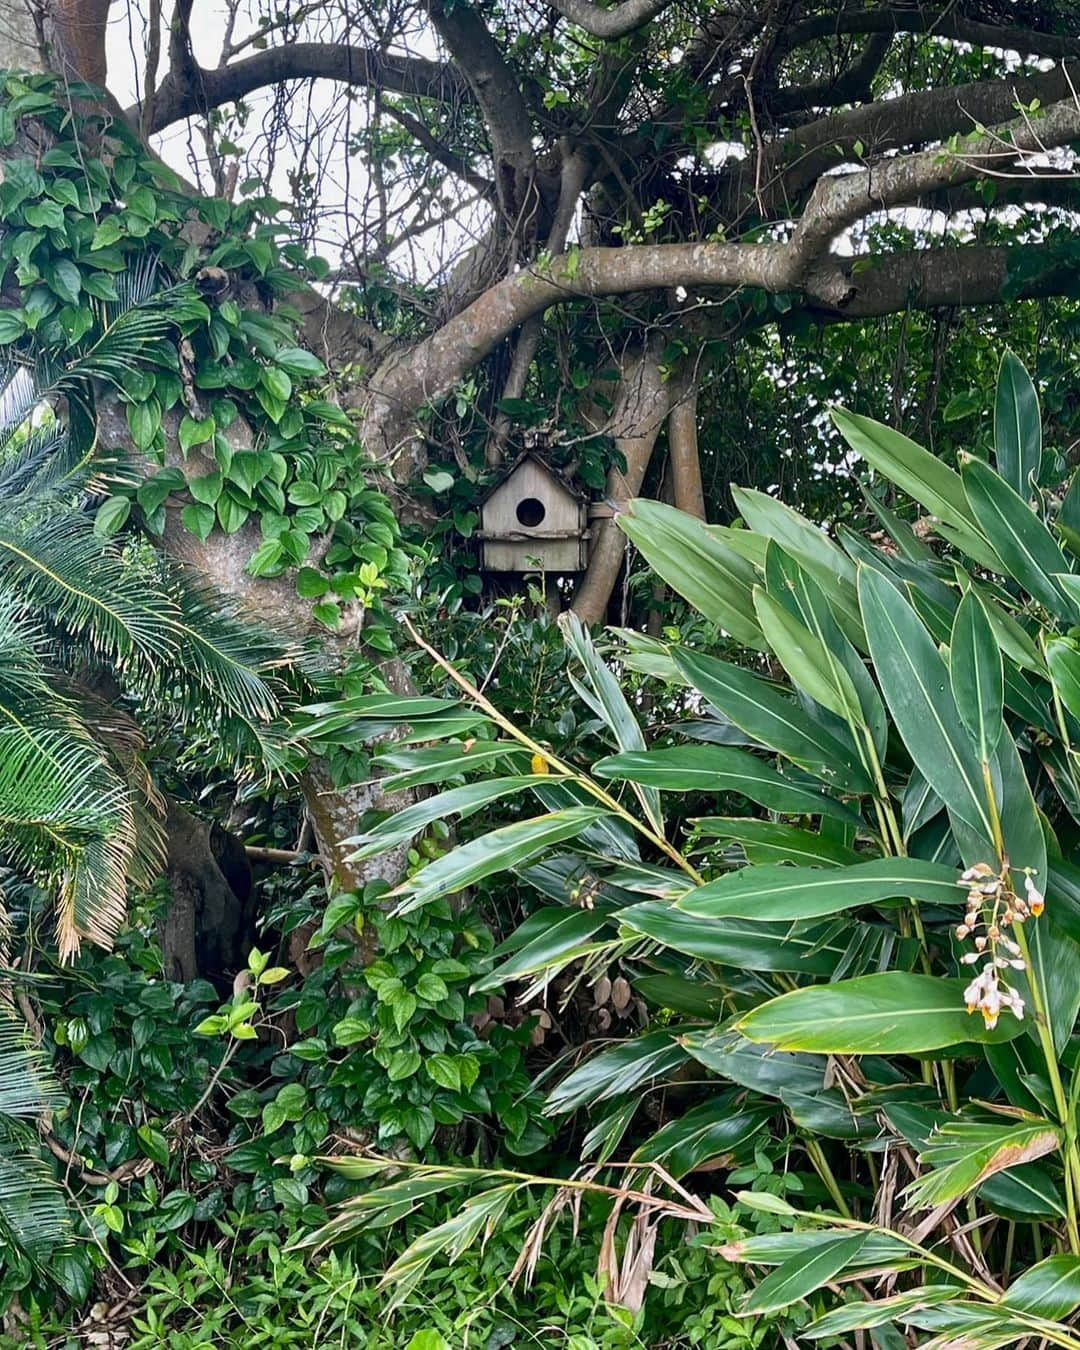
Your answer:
[516,497,546,527]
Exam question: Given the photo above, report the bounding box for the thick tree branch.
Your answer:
[573,340,670,624]
[365,90,1080,464]
[143,44,470,133]
[546,0,675,39]
[769,31,892,115]
[424,0,536,222]
[668,385,705,520]
[720,59,1080,222]
[779,8,1080,64]
[803,244,1074,320]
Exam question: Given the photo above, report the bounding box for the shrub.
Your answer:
[307,353,1080,1344]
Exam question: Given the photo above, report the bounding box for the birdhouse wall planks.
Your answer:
[478,452,589,572]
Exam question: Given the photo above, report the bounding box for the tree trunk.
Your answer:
[668,384,706,520]
[572,340,671,625]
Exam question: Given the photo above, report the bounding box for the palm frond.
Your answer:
[0,719,134,958]
[0,1024,67,1258]
[0,518,180,666]
[0,1150,68,1258]
[0,422,73,502]
[163,570,295,723]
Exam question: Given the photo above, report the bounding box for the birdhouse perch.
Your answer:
[478,452,589,572]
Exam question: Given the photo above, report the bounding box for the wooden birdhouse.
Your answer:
[478,452,589,572]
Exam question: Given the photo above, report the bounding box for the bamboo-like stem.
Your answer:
[400,615,704,884]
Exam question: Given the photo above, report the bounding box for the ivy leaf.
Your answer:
[0,309,28,342]
[188,470,222,505]
[91,216,125,250]
[179,415,215,453]
[44,258,81,305]
[181,502,216,542]
[275,345,326,378]
[93,495,130,538]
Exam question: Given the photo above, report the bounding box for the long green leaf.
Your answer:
[632,1096,770,1178]
[618,902,894,974]
[753,586,862,723]
[346,776,551,862]
[690,817,862,866]
[950,590,1003,762]
[389,807,609,913]
[1001,1254,1080,1320]
[675,858,960,923]
[961,456,1074,618]
[739,972,1024,1053]
[805,1288,963,1340]
[616,498,762,644]
[594,745,859,822]
[764,544,886,755]
[732,487,862,641]
[858,566,993,845]
[994,350,1041,500]
[673,649,872,793]
[832,407,1002,571]
[743,1233,869,1315]
[559,612,662,833]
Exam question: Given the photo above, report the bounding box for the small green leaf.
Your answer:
[179,415,215,453]
[93,494,130,537]
[181,502,216,542]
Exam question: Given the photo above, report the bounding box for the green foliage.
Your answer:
[0,68,407,648]
[310,354,1080,1345]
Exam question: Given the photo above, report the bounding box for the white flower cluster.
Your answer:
[954,862,1044,1030]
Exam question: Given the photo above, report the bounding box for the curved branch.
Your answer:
[780,8,1080,63]
[546,0,675,39]
[425,0,537,221]
[573,340,670,624]
[144,44,469,132]
[804,244,1073,320]
[364,90,1080,463]
[720,59,1080,221]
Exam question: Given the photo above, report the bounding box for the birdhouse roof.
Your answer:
[477,451,587,507]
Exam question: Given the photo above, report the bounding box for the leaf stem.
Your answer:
[401,616,704,883]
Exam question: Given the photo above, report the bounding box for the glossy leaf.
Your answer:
[753,585,862,723]
[545,1031,689,1115]
[594,745,861,823]
[632,1095,770,1177]
[961,456,1074,618]
[390,807,609,913]
[1001,1254,1080,1320]
[676,858,960,923]
[673,649,872,793]
[763,544,886,755]
[616,498,762,644]
[476,904,617,993]
[691,817,862,866]
[739,972,1024,1053]
[346,776,553,862]
[805,1287,963,1340]
[858,566,993,844]
[950,590,1003,762]
[559,612,661,833]
[732,486,862,640]
[743,1233,869,1315]
[904,1119,1059,1209]
[994,351,1041,500]
[832,407,1001,571]
[618,902,898,975]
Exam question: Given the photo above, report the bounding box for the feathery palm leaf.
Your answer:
[0,1029,67,1256]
